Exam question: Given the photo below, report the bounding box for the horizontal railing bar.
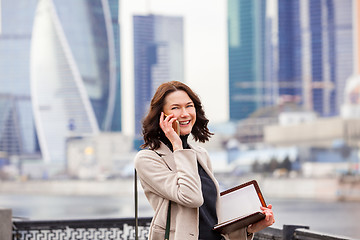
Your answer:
[254,226,282,240]
[13,217,152,230]
[295,228,356,240]
[12,219,357,240]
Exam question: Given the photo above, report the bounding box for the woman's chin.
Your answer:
[180,129,191,136]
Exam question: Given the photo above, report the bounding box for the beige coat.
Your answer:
[134,142,253,240]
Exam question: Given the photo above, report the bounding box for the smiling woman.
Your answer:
[141,81,212,151]
[161,90,197,148]
[134,81,275,240]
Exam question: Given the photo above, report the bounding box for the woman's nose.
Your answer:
[180,108,190,117]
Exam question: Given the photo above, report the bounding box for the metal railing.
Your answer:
[12,218,357,240]
[12,217,151,240]
[254,225,356,240]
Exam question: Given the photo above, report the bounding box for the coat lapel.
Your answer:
[154,142,177,171]
[154,142,205,172]
[154,142,220,195]
[191,144,221,195]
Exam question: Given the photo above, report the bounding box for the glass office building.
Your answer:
[278,0,302,100]
[50,0,117,131]
[278,0,353,117]
[228,0,268,120]
[0,0,121,165]
[228,0,353,121]
[30,0,120,163]
[0,0,39,158]
[133,15,184,138]
[330,0,353,115]
[108,0,122,132]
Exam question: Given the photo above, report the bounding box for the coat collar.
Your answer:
[153,142,208,172]
[153,141,221,203]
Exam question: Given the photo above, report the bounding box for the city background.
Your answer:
[1,0,360,239]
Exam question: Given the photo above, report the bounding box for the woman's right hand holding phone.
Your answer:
[160,112,182,150]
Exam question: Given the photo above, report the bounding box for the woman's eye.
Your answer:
[186,105,194,108]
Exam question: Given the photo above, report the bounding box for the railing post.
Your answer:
[283,225,309,240]
[0,208,12,240]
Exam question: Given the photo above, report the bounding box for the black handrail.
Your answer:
[12,217,151,240]
[12,218,357,240]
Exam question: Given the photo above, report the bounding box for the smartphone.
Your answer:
[164,114,180,136]
[172,119,180,136]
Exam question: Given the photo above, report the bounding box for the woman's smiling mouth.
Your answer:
[179,120,191,125]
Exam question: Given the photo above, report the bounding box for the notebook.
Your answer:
[213,180,267,234]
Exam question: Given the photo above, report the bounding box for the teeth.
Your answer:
[179,120,190,125]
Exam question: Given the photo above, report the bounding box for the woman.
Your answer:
[135,81,274,240]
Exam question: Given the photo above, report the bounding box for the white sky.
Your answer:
[120,0,229,135]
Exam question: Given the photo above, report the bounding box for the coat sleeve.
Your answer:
[134,149,203,208]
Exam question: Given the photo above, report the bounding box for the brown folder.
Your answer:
[213,180,267,234]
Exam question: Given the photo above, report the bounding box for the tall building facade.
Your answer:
[0,0,39,158]
[278,0,353,117]
[228,0,353,121]
[330,0,353,115]
[108,0,122,132]
[0,0,122,165]
[277,0,302,101]
[133,15,184,138]
[228,0,268,120]
[51,0,118,131]
[26,0,119,164]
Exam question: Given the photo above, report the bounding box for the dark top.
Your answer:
[160,133,223,240]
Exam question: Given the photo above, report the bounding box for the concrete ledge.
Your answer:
[0,208,12,240]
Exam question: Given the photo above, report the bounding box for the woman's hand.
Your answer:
[247,204,275,234]
[159,112,182,150]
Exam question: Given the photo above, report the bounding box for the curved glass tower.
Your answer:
[30,0,116,163]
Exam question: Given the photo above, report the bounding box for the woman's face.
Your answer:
[163,90,196,136]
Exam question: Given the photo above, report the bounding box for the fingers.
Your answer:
[262,211,275,227]
[248,214,274,233]
[160,112,176,123]
[266,210,274,221]
[159,112,169,127]
[160,112,169,123]
[160,112,177,135]
[248,204,275,233]
[260,205,274,222]
[260,204,272,210]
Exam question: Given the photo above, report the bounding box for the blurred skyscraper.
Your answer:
[278,0,353,117]
[228,0,353,121]
[228,0,268,120]
[133,15,184,142]
[0,0,39,158]
[0,0,121,165]
[277,0,302,103]
[108,0,122,132]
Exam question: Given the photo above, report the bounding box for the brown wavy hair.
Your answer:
[141,81,213,149]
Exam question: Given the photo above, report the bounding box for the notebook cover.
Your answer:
[213,180,266,234]
[213,212,265,234]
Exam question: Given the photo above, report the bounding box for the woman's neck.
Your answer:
[160,133,190,152]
